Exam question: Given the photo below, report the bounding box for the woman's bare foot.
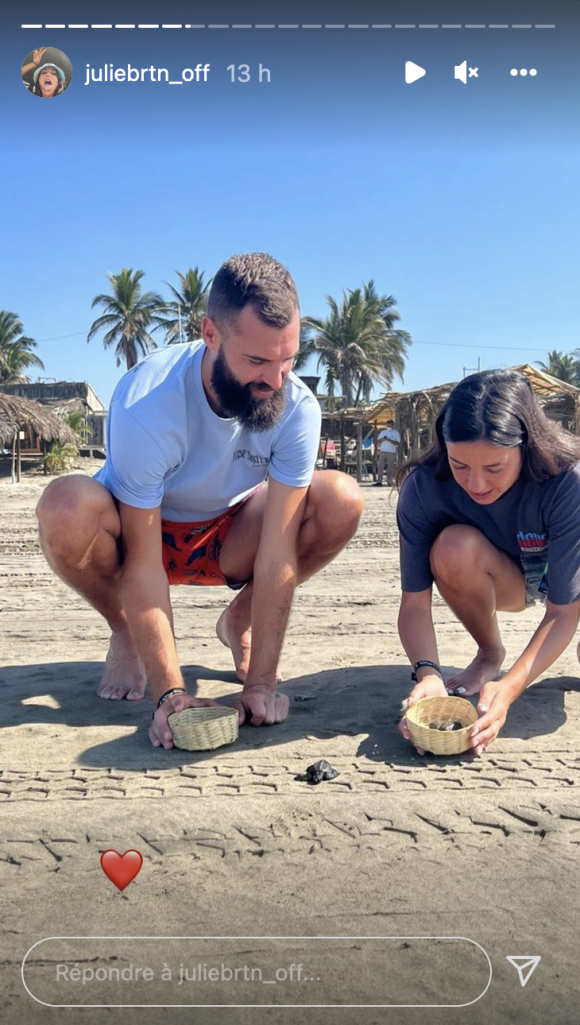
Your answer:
[216,604,253,683]
[445,645,506,696]
[97,632,148,700]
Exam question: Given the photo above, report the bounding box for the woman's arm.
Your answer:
[398,588,447,749]
[22,47,47,79]
[398,587,440,672]
[473,598,580,752]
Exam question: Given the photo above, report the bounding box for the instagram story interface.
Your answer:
[2,2,579,1023]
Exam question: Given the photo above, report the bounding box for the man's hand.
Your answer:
[469,680,513,756]
[149,691,222,749]
[398,674,447,753]
[235,685,289,726]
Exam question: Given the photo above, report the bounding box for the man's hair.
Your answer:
[207,252,299,331]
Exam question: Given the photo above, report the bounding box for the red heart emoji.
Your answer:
[100,849,143,891]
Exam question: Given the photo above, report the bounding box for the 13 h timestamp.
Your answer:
[227,64,271,82]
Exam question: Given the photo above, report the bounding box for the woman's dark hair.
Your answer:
[397,369,580,487]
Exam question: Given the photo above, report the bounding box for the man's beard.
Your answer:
[210,347,287,432]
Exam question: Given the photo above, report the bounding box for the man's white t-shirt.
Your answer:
[378,427,400,453]
[95,342,322,522]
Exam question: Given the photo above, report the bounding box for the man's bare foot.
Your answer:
[97,632,148,700]
[216,604,253,683]
[445,645,506,696]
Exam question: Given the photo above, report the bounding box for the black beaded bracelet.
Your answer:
[156,687,186,709]
[411,660,443,682]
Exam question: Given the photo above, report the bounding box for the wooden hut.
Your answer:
[0,381,107,453]
[321,364,580,480]
[0,394,77,482]
[370,365,580,464]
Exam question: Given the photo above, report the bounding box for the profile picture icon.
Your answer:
[22,46,72,97]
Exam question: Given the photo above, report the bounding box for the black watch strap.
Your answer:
[411,660,443,682]
[156,687,186,709]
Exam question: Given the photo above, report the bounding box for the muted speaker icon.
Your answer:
[454,60,467,84]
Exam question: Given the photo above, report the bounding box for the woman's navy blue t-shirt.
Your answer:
[397,463,580,605]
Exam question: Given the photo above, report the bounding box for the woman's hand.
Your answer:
[33,47,47,66]
[398,673,448,753]
[469,680,513,756]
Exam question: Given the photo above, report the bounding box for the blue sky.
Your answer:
[3,1,579,406]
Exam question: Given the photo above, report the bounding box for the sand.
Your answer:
[1,464,580,1024]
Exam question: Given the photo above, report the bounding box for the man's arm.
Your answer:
[118,503,220,748]
[118,502,183,703]
[235,478,308,724]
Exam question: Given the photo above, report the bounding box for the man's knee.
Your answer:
[429,525,487,584]
[308,470,364,544]
[36,475,117,562]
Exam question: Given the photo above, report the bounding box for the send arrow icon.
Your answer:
[405,61,426,84]
[506,956,541,987]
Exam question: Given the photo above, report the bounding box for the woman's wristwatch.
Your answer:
[411,660,443,683]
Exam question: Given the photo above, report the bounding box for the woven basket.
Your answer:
[168,706,239,751]
[405,696,477,756]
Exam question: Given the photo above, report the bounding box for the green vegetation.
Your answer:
[535,350,580,385]
[87,269,163,370]
[9,268,416,410]
[302,282,411,407]
[0,311,44,384]
[44,442,79,474]
[65,410,92,443]
[155,268,211,344]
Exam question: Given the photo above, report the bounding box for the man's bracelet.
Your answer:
[156,687,186,709]
[411,660,443,682]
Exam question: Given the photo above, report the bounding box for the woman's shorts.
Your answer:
[524,564,549,606]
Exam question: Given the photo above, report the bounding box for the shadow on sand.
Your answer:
[1,659,577,772]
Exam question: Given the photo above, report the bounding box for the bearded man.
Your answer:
[36,253,363,747]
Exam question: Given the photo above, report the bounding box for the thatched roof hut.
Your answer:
[0,394,78,447]
[372,364,580,463]
[321,364,580,477]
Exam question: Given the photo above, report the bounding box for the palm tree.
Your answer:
[87,269,163,370]
[535,351,579,385]
[0,311,44,384]
[155,267,210,344]
[303,281,411,407]
[65,410,92,444]
[293,323,317,373]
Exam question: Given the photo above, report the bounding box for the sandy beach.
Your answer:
[2,465,580,1024]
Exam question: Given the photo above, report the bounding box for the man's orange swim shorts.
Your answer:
[161,495,252,589]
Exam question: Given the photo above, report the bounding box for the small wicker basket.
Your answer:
[168,706,239,751]
[405,696,477,756]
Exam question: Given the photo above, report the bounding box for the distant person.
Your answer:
[323,437,337,469]
[374,418,400,486]
[397,370,580,755]
[37,253,363,748]
[22,47,67,96]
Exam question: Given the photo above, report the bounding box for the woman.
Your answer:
[22,48,65,97]
[397,369,580,755]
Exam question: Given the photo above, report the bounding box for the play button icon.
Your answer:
[405,61,426,84]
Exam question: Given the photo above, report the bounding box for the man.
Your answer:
[37,253,363,748]
[374,419,401,487]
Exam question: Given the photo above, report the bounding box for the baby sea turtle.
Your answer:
[429,721,463,732]
[296,759,340,785]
